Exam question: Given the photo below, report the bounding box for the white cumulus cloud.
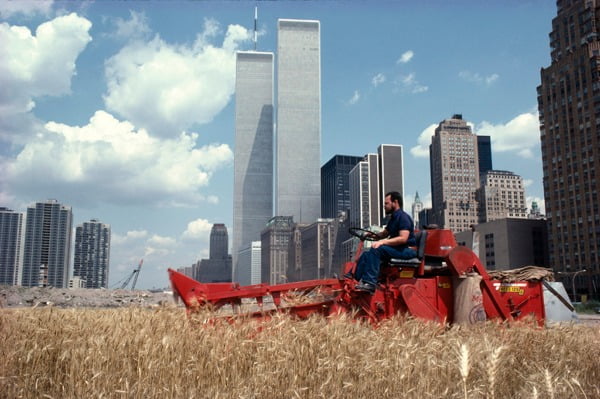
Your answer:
[397,50,414,64]
[395,73,428,94]
[458,70,499,86]
[111,10,151,40]
[182,218,213,240]
[0,13,92,141]
[0,0,54,18]
[103,18,250,137]
[1,110,233,206]
[112,230,149,245]
[372,73,386,87]
[476,112,540,158]
[410,123,437,158]
[348,90,360,105]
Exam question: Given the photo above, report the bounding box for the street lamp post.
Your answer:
[572,269,587,303]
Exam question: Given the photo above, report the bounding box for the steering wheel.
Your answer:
[348,227,378,241]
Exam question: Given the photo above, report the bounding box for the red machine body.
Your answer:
[168,228,545,324]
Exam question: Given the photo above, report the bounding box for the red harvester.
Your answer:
[168,227,549,325]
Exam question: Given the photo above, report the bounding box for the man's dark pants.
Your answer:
[354,245,417,286]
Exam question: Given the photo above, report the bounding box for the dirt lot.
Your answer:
[0,285,178,309]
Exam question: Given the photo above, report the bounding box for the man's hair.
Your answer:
[385,191,403,208]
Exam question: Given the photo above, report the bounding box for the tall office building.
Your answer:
[430,114,480,233]
[276,19,321,223]
[349,154,380,229]
[210,223,229,260]
[479,170,527,222]
[321,155,362,219]
[477,135,493,178]
[261,216,294,284]
[73,219,111,289]
[21,200,73,288]
[286,218,336,282]
[196,223,232,283]
[236,241,261,285]
[411,192,423,229]
[378,144,404,222]
[537,0,600,298]
[233,51,274,279]
[0,207,24,286]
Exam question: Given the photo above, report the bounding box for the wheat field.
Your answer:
[1,306,599,398]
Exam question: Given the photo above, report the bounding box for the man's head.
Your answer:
[384,191,403,214]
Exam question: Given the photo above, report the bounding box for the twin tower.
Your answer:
[233,20,321,273]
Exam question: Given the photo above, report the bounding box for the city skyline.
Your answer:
[0,1,554,289]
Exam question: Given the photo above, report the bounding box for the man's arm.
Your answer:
[371,230,409,249]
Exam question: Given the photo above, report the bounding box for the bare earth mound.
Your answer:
[0,285,177,308]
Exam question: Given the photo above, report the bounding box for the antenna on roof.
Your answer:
[254,4,258,51]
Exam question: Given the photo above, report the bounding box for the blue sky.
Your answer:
[0,0,556,289]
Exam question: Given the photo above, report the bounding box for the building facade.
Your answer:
[349,154,380,229]
[287,218,337,282]
[477,135,493,178]
[456,219,548,271]
[321,154,362,219]
[377,144,404,222]
[236,241,261,286]
[233,51,274,281]
[73,219,111,289]
[430,114,480,233]
[21,200,73,288]
[210,223,229,260]
[411,191,423,229]
[479,170,528,222]
[196,224,232,283]
[537,0,600,299]
[0,207,24,286]
[276,19,321,223]
[261,216,294,284]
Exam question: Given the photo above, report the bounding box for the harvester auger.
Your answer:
[168,227,547,325]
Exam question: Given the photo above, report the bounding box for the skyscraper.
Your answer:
[197,224,232,283]
[478,170,527,222]
[73,219,111,289]
[276,19,321,223]
[430,114,480,232]
[0,207,24,286]
[261,216,294,284]
[411,191,423,229]
[378,144,404,222]
[21,200,73,288]
[233,51,274,278]
[537,0,600,298]
[210,223,229,260]
[321,155,362,219]
[236,241,261,286]
[349,154,380,229]
[477,135,493,178]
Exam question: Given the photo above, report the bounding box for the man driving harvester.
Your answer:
[347,191,417,294]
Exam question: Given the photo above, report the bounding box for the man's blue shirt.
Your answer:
[385,209,416,248]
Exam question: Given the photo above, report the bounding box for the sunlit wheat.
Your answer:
[0,307,598,398]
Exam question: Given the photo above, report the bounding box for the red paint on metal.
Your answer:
[168,228,546,325]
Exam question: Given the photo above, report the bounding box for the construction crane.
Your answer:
[120,259,143,290]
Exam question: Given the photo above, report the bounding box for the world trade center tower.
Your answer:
[276,19,321,223]
[232,51,274,278]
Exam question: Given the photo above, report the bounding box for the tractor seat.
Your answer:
[388,230,427,268]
